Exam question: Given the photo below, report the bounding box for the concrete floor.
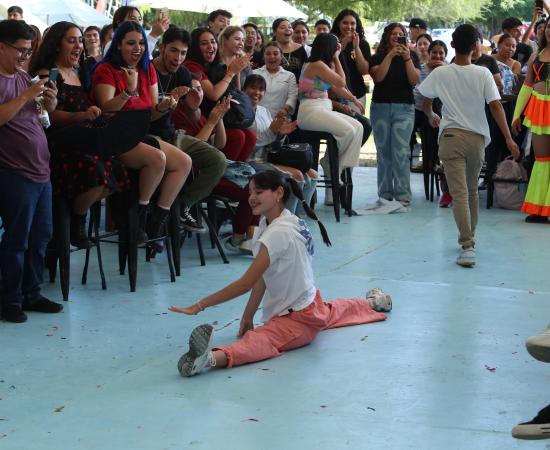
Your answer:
[1,168,549,450]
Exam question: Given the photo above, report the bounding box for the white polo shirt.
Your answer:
[253,209,316,322]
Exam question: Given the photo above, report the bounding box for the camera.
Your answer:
[536,0,544,15]
[397,36,407,46]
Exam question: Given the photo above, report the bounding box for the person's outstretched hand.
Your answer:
[169,304,201,315]
[238,316,254,337]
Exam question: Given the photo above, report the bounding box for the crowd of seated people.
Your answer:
[1,6,549,441]
[1,4,549,325]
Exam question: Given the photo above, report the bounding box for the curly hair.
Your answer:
[376,22,407,58]
[29,21,82,76]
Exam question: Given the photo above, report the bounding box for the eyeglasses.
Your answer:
[3,41,33,58]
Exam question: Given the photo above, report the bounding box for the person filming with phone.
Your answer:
[0,20,64,323]
[369,23,420,207]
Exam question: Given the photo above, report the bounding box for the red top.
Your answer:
[171,107,211,138]
[183,60,208,81]
[91,62,158,110]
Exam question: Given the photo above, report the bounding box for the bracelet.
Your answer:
[124,88,139,97]
[121,89,131,100]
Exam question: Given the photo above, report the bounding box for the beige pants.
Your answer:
[438,128,485,248]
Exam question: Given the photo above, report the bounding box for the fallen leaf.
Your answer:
[212,321,219,325]
[241,418,259,422]
[528,290,535,294]
[367,406,376,411]
[484,365,496,372]
[361,336,368,342]
[53,406,65,413]
[259,368,270,371]
[320,405,328,408]
[46,334,53,337]
[52,326,59,330]
[60,337,67,340]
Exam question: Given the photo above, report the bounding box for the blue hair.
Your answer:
[86,21,149,90]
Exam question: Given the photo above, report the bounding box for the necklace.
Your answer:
[154,60,173,96]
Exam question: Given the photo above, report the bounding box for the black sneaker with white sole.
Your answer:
[178,324,214,377]
[512,404,550,440]
[180,206,206,233]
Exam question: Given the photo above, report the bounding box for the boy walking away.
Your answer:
[419,24,519,267]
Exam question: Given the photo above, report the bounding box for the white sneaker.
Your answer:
[177,324,214,377]
[526,323,550,363]
[239,239,253,255]
[456,247,475,267]
[224,236,244,253]
[366,288,392,312]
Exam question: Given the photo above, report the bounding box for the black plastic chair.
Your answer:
[47,197,106,301]
[290,129,353,221]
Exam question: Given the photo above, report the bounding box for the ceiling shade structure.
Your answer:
[130,0,306,19]
[5,0,111,28]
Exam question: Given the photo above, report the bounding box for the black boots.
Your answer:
[147,205,170,253]
[137,204,149,245]
[70,212,93,249]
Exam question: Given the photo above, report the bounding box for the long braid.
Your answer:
[287,178,332,247]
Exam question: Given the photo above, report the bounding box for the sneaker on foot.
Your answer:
[366,288,392,312]
[526,323,550,363]
[224,236,244,253]
[1,304,27,323]
[178,324,214,377]
[456,247,475,267]
[512,404,550,440]
[22,297,63,313]
[180,207,206,233]
[439,191,452,208]
[239,239,253,255]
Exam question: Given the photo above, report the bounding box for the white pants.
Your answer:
[297,98,363,169]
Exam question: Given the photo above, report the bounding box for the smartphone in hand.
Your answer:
[397,35,407,46]
[48,67,59,86]
[536,0,545,14]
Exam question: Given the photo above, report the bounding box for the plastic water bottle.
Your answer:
[502,69,514,95]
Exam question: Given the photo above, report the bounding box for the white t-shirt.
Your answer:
[418,63,501,146]
[252,209,316,322]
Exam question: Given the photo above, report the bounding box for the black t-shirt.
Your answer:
[371,51,420,104]
[149,64,192,141]
[513,42,533,67]
[339,40,372,98]
[282,46,308,82]
[472,54,500,75]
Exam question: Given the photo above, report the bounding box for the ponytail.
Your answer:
[287,178,332,247]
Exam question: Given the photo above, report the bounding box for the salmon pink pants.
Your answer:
[213,290,387,368]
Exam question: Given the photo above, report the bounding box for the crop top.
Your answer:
[532,56,550,83]
[298,65,331,100]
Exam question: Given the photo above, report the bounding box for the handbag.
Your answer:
[207,63,254,129]
[267,140,313,173]
[222,88,255,129]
